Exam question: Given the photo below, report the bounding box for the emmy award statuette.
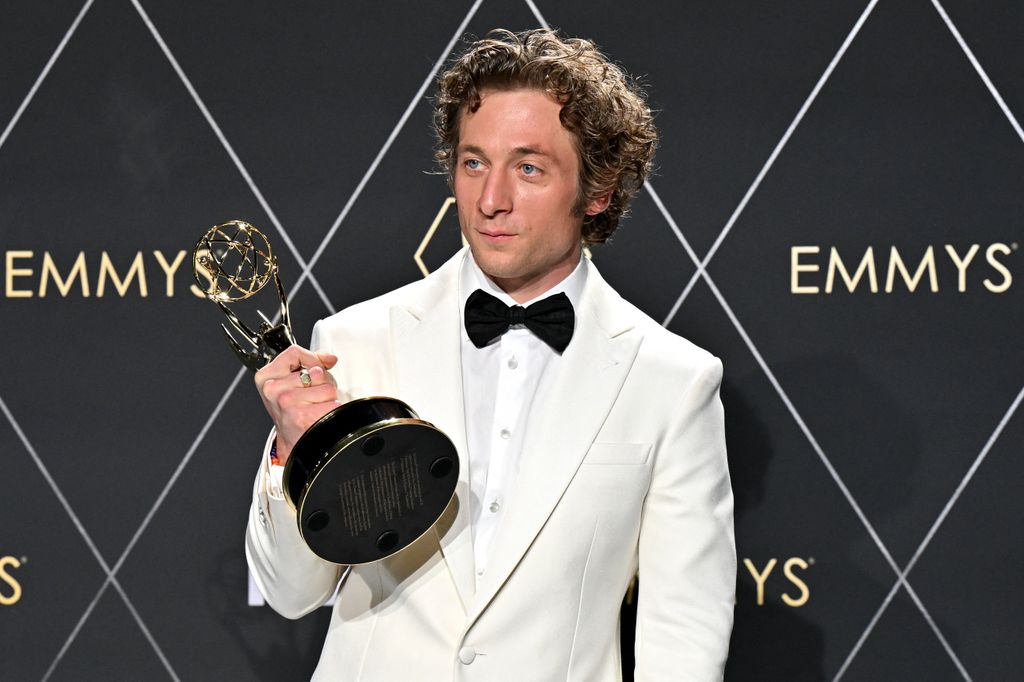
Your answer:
[193,220,459,564]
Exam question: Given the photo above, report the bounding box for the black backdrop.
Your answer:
[2,1,1022,680]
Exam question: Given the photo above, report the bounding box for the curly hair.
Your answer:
[433,29,658,246]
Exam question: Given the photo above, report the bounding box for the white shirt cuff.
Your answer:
[260,429,286,500]
[268,463,285,498]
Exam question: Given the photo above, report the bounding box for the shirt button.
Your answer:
[489,501,500,513]
[507,355,518,369]
[459,647,476,665]
[500,428,511,440]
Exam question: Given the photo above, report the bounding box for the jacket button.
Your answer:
[458,647,476,665]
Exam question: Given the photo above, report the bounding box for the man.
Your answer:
[246,29,735,681]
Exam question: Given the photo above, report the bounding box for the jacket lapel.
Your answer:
[390,252,476,610]
[466,263,643,624]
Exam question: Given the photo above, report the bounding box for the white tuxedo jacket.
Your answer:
[246,250,735,681]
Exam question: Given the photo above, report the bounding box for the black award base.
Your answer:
[283,397,459,565]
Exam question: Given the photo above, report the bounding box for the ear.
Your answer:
[584,191,612,216]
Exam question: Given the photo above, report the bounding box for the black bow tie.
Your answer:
[464,289,575,353]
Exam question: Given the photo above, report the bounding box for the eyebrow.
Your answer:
[511,146,550,158]
[458,144,552,159]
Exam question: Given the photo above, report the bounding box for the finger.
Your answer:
[260,364,320,393]
[260,368,336,405]
[314,351,339,369]
[258,375,292,405]
[255,345,323,386]
[281,345,330,373]
[299,382,339,403]
[302,365,337,388]
[277,382,338,409]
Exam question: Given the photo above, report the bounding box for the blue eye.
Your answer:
[522,163,537,175]
[465,159,482,170]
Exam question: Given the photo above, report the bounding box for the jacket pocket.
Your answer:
[583,441,651,466]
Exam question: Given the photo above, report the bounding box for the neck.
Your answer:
[491,255,582,305]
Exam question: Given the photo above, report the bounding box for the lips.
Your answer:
[478,228,516,238]
[475,230,516,245]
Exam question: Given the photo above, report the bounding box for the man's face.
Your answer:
[454,88,608,303]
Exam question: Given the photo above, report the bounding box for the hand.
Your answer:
[255,345,340,465]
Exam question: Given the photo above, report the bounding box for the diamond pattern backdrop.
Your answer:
[1,1,1020,680]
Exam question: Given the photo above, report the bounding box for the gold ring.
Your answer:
[299,368,312,387]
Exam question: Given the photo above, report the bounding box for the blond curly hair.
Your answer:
[434,29,658,246]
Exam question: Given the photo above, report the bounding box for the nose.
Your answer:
[478,168,512,217]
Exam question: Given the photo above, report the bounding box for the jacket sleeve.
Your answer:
[634,357,736,681]
[244,320,346,619]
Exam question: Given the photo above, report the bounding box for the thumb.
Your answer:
[315,351,339,369]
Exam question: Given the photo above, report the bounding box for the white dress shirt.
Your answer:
[458,251,587,584]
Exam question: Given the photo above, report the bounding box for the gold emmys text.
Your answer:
[791,243,1015,294]
[3,250,214,298]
